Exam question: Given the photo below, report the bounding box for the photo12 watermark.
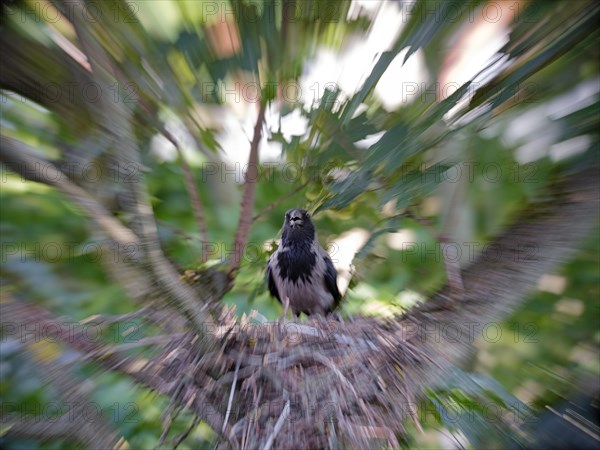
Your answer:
[1,160,142,185]
[1,401,140,424]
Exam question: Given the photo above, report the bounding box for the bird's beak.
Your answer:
[289,217,304,228]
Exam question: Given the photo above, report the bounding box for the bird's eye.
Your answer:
[305,213,310,218]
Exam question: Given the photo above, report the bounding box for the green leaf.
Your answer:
[315,169,372,212]
[469,4,600,112]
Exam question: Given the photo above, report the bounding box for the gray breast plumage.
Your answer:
[267,240,336,316]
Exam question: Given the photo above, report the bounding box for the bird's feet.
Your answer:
[279,297,290,325]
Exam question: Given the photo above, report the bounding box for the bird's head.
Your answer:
[281,208,315,245]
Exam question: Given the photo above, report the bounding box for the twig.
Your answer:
[228,101,267,275]
[172,415,200,449]
[262,400,290,450]
[161,127,209,250]
[222,354,242,433]
[252,180,310,221]
[157,219,196,242]
[158,351,203,449]
[158,413,175,448]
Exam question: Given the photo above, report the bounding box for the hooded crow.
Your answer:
[266,208,341,317]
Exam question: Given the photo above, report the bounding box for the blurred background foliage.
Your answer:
[1,0,599,448]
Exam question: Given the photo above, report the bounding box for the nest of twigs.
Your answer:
[147,303,441,450]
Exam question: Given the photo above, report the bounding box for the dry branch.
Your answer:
[228,101,267,275]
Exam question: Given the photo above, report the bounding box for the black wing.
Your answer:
[266,259,281,302]
[323,256,341,310]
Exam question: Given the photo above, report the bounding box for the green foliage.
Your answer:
[423,368,533,449]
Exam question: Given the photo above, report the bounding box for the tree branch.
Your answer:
[0,294,234,447]
[0,300,124,449]
[2,416,79,443]
[0,135,215,334]
[403,166,600,363]
[0,135,139,247]
[61,0,217,335]
[228,101,267,275]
